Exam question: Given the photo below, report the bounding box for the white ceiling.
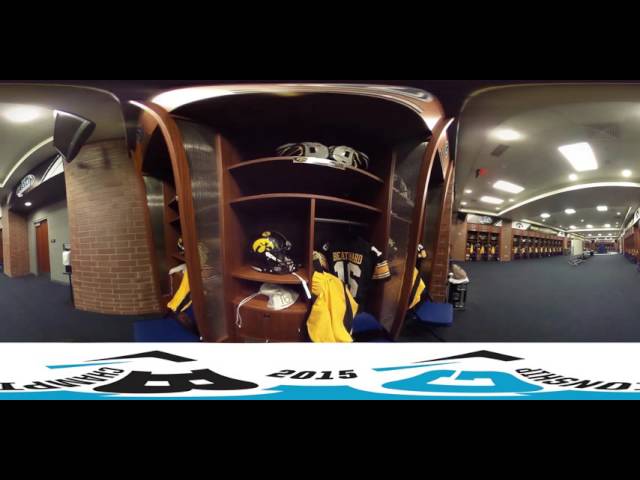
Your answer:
[456,84,640,238]
[0,84,125,198]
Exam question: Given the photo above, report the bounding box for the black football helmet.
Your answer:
[249,231,298,274]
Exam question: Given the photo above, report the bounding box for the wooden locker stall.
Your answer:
[130,84,452,342]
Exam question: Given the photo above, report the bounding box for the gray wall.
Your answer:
[27,199,69,284]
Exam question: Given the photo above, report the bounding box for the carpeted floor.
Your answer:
[400,254,640,342]
[0,273,157,342]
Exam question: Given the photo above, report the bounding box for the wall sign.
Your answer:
[16,174,36,198]
[512,221,531,230]
[466,214,494,225]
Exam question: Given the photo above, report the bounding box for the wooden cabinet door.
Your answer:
[36,220,50,274]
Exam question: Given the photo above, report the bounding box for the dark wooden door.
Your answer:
[36,220,50,274]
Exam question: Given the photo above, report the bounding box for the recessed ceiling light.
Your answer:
[464,189,472,194]
[542,219,546,222]
[604,224,611,228]
[587,224,593,228]
[597,205,608,212]
[24,202,32,207]
[558,142,598,172]
[508,198,515,203]
[495,207,500,211]
[622,169,632,178]
[617,212,621,216]
[3,106,44,123]
[565,209,576,215]
[540,213,550,219]
[570,225,577,230]
[581,219,584,222]
[493,180,525,194]
[588,234,592,237]
[480,196,504,205]
[493,128,522,141]
[598,233,602,236]
[460,201,467,206]
[568,174,578,181]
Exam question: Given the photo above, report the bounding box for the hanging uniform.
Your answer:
[168,268,192,314]
[321,237,391,306]
[307,270,358,343]
[408,245,428,310]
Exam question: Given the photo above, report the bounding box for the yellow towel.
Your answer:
[307,272,357,343]
[167,271,192,313]
[409,268,426,310]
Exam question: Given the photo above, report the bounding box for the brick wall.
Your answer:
[500,222,512,262]
[450,215,468,262]
[2,210,30,278]
[64,140,162,315]
[428,165,455,303]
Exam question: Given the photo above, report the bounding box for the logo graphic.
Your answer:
[16,174,36,197]
[1,348,640,400]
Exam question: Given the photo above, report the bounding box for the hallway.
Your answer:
[402,254,640,342]
[0,273,154,341]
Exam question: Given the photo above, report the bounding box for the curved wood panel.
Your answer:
[151,83,445,131]
[230,193,382,214]
[231,265,309,284]
[427,155,456,299]
[390,117,455,339]
[228,157,385,184]
[129,101,213,342]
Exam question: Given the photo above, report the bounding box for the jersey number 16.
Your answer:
[333,261,361,298]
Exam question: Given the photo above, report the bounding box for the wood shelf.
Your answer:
[169,216,181,227]
[228,156,384,184]
[232,295,309,315]
[230,194,381,214]
[231,265,308,285]
[391,212,411,224]
[168,196,179,211]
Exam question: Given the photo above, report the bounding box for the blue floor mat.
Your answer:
[134,318,200,342]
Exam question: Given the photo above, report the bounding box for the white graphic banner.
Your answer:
[1,344,640,399]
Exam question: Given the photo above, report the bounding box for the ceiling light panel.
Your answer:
[493,180,525,194]
[493,129,522,141]
[558,142,598,172]
[3,105,44,123]
[480,196,504,205]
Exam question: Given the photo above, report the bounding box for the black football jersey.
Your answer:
[321,237,391,306]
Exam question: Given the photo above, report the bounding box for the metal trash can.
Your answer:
[448,276,470,311]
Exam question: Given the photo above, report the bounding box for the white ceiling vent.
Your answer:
[586,123,621,140]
